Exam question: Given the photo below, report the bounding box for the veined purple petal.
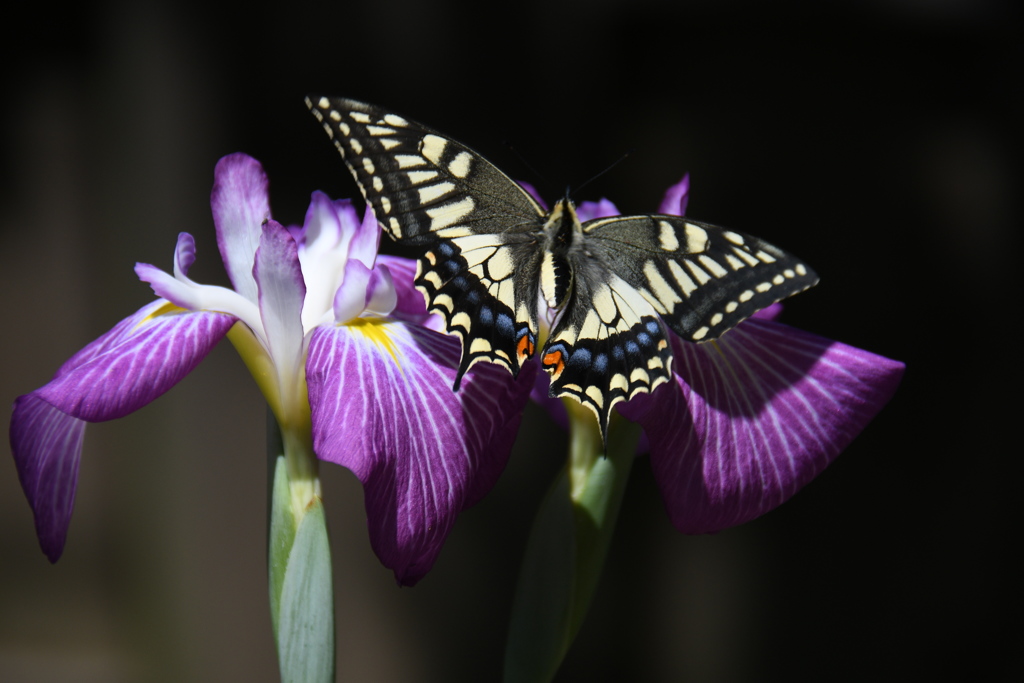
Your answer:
[174,232,196,276]
[254,220,306,377]
[306,320,535,585]
[619,318,903,534]
[212,153,271,304]
[10,394,86,562]
[11,301,234,561]
[31,301,235,421]
[658,174,690,216]
[575,198,620,222]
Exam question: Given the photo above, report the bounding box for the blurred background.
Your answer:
[1,0,1019,680]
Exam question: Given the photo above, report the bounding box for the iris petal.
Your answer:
[10,394,86,562]
[363,264,398,317]
[10,301,234,561]
[620,317,904,533]
[306,320,535,585]
[375,255,442,330]
[658,174,690,216]
[253,220,307,379]
[211,153,271,304]
[297,194,360,332]
[575,198,619,222]
[332,259,372,324]
[33,301,235,421]
[347,205,382,269]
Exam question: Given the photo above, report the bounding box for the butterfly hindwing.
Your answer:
[542,256,674,441]
[582,215,819,342]
[413,233,543,384]
[307,95,547,383]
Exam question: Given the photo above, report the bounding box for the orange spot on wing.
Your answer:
[516,334,535,363]
[542,349,565,378]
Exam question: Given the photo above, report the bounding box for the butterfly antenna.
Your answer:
[570,149,635,199]
[503,140,549,188]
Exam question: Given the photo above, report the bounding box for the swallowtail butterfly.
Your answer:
[307,96,818,441]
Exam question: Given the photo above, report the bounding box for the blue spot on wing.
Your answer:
[497,313,514,337]
[567,348,592,372]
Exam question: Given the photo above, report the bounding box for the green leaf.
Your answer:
[269,455,297,638]
[277,495,335,683]
[504,468,576,683]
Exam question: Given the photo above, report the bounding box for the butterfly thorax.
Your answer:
[539,198,582,312]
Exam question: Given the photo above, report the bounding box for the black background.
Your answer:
[1,1,1019,681]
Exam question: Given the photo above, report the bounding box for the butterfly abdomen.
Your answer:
[539,198,583,311]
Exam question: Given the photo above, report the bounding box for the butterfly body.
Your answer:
[307,96,818,440]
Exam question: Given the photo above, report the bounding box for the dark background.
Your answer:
[1,1,1019,681]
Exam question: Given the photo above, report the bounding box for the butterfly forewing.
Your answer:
[307,95,548,384]
[582,215,819,342]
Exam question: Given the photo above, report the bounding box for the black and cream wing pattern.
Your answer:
[306,96,819,439]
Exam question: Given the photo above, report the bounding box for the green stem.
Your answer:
[504,403,642,683]
[267,416,335,683]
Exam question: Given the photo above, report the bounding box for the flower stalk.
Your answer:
[504,401,642,683]
[267,416,334,683]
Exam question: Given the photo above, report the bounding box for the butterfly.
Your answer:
[306,96,818,441]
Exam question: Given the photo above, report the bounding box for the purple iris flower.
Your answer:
[10,153,534,586]
[528,175,904,533]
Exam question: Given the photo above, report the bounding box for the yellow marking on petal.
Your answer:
[345,317,402,368]
[136,301,187,327]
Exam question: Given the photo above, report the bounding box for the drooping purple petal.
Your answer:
[253,220,306,376]
[211,153,271,304]
[658,174,690,216]
[619,318,904,534]
[306,320,535,585]
[32,300,236,421]
[10,394,86,562]
[10,301,234,562]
